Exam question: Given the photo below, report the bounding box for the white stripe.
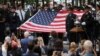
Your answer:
[54,18,66,21]
[22,22,65,28]
[56,13,83,17]
[74,13,84,16]
[57,13,68,16]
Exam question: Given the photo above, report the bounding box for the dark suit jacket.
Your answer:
[66,13,77,32]
[80,12,95,39]
[81,12,94,30]
[9,12,20,29]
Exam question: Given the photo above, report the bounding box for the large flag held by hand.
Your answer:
[19,9,84,33]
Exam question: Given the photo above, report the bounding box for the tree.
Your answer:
[45,0,50,3]
[25,0,35,4]
[0,0,3,3]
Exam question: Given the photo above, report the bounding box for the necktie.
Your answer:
[20,10,24,21]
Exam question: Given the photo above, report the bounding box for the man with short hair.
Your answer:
[21,31,31,53]
[16,5,25,24]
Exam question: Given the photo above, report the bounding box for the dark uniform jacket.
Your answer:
[66,13,77,32]
[0,8,6,30]
[80,12,95,39]
[81,12,94,30]
[9,12,20,30]
[0,8,9,42]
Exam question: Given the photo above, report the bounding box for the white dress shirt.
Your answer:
[16,9,25,21]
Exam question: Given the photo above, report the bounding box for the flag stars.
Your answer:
[30,10,57,25]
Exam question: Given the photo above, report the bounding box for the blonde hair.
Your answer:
[24,31,30,37]
[83,40,93,49]
[69,42,77,52]
[5,36,11,43]
[70,42,77,47]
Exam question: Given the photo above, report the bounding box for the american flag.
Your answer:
[19,9,84,33]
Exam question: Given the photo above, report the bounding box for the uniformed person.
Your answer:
[9,7,20,35]
[16,5,25,24]
[16,5,26,38]
[66,7,78,43]
[80,6,95,41]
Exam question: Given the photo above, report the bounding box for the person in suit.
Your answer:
[25,5,37,22]
[16,5,25,38]
[66,7,77,43]
[20,31,31,53]
[80,6,95,41]
[16,5,25,24]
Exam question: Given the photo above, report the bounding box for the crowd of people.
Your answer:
[0,31,99,56]
[0,1,100,56]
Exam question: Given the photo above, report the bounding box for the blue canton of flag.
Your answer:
[30,9,57,25]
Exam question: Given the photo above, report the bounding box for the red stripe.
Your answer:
[20,28,66,33]
[73,11,84,13]
[50,24,65,26]
[21,25,65,29]
[59,10,68,13]
[55,16,66,18]
[20,26,65,32]
[59,10,84,14]
[21,26,27,28]
[20,27,65,31]
[23,22,65,29]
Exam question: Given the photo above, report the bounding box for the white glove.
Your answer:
[74,20,80,24]
[82,22,86,25]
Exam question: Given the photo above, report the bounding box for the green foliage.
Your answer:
[25,0,35,4]
[25,0,50,4]
[45,0,50,3]
[0,0,50,4]
[0,0,4,3]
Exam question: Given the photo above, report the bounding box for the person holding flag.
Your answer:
[80,6,95,41]
[66,7,78,43]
